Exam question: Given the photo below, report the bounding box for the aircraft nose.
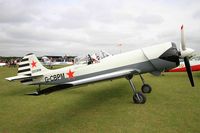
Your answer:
[159,46,180,66]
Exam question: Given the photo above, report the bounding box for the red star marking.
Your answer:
[67,69,75,79]
[31,60,37,68]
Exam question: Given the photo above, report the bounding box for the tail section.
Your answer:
[6,53,48,84]
[18,53,49,77]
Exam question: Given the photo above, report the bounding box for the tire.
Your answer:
[133,92,146,104]
[141,84,152,93]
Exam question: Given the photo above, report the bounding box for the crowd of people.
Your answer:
[0,58,20,67]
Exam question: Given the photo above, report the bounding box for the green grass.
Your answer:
[0,67,200,133]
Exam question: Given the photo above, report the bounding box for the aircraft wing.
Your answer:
[68,69,139,85]
[5,74,43,81]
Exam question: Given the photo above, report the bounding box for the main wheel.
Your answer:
[133,92,146,104]
[141,84,152,93]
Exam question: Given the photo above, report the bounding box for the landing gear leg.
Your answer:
[139,74,152,93]
[26,84,41,96]
[126,75,146,104]
[36,84,41,95]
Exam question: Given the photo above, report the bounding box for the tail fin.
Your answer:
[18,53,49,77]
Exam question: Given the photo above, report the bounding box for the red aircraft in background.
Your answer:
[167,60,200,72]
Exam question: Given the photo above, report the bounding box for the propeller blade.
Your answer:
[181,25,186,51]
[184,57,194,87]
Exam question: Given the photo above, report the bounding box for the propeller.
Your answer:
[179,25,195,87]
[184,57,194,86]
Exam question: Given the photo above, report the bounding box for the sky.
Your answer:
[0,0,200,56]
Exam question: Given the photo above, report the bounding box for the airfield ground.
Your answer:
[0,66,200,133]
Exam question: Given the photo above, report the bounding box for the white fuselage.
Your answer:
[30,42,177,85]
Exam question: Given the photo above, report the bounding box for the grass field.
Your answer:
[0,66,200,133]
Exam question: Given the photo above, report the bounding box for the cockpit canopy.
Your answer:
[74,51,112,65]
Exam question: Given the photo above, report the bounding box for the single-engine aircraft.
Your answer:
[6,25,195,104]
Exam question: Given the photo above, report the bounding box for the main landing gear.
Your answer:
[139,74,152,94]
[126,74,152,104]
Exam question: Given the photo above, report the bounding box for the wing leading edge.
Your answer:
[68,69,140,86]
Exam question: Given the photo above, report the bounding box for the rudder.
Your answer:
[18,53,49,77]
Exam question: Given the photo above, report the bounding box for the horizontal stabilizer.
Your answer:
[6,75,31,81]
[5,74,43,81]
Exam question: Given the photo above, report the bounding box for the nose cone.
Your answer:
[180,48,194,58]
[159,46,180,66]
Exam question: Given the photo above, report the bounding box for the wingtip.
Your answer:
[5,77,13,81]
[26,53,34,56]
